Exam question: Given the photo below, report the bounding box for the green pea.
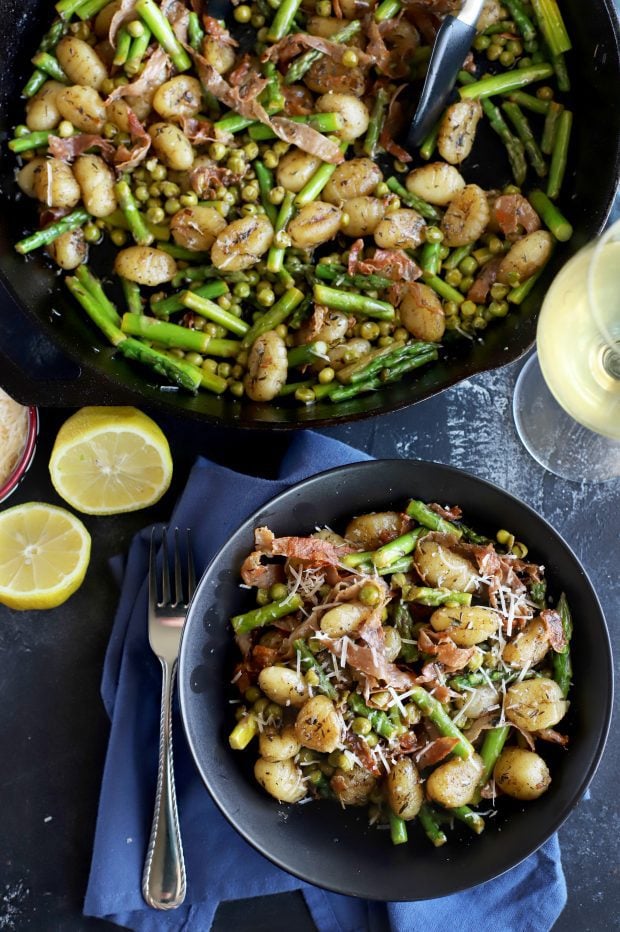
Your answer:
[445,269,462,287]
[256,587,270,606]
[473,34,491,51]
[217,362,231,378]
[425,226,443,244]
[234,281,251,299]
[365,732,379,748]
[360,583,381,606]
[460,300,477,318]
[244,686,261,703]
[459,256,478,275]
[269,582,289,601]
[110,228,127,246]
[352,717,372,736]
[500,50,515,67]
[295,387,316,404]
[185,352,203,367]
[459,275,474,293]
[230,381,244,398]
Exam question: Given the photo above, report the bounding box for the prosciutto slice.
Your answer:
[48,134,116,162]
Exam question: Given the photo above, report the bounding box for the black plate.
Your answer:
[0,0,620,426]
[178,460,613,900]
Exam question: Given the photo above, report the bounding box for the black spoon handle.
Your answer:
[406,16,477,149]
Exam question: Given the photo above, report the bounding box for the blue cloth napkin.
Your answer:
[84,431,566,932]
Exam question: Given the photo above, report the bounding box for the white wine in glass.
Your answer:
[513,219,620,482]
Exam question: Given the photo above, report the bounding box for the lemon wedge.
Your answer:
[49,407,173,515]
[0,502,91,610]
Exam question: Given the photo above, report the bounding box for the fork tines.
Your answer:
[149,526,196,609]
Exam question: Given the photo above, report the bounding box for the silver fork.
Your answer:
[142,526,196,910]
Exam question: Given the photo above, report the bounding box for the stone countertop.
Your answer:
[0,337,617,930]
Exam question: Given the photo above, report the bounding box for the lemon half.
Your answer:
[0,502,91,610]
[49,407,172,515]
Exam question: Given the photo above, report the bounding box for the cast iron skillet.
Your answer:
[178,460,613,900]
[0,0,619,427]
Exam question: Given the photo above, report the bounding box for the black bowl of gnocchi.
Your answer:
[178,459,612,901]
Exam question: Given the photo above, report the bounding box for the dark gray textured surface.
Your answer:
[0,349,618,931]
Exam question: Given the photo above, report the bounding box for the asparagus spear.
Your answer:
[31,51,68,83]
[114,179,154,246]
[315,263,393,292]
[385,177,440,222]
[502,102,548,178]
[530,0,572,57]
[507,267,546,304]
[364,86,388,158]
[187,11,204,51]
[392,602,419,662]
[267,0,303,41]
[121,278,143,315]
[66,279,125,348]
[293,639,337,699]
[121,313,212,352]
[459,64,555,100]
[283,20,361,85]
[135,0,191,72]
[443,244,473,271]
[420,242,442,275]
[403,586,472,607]
[287,341,328,368]
[422,273,465,305]
[313,284,395,321]
[356,556,414,576]
[546,109,572,199]
[420,122,440,160]
[151,280,228,318]
[347,693,396,739]
[418,805,447,847]
[406,499,462,537]
[181,290,250,337]
[241,287,304,347]
[541,100,563,155]
[113,27,132,67]
[407,686,474,759]
[267,191,295,274]
[552,593,573,697]
[503,0,537,47]
[9,131,53,153]
[125,25,152,76]
[529,579,547,609]
[295,145,349,206]
[248,112,343,140]
[231,593,304,635]
[451,805,485,834]
[506,91,551,115]
[74,266,120,325]
[77,0,112,19]
[15,208,89,254]
[374,0,401,21]
[389,812,408,846]
[327,345,437,398]
[472,724,511,803]
[229,713,259,750]
[254,160,278,225]
[23,19,66,97]
[117,337,209,392]
[372,529,424,569]
[528,190,573,241]
[552,53,570,92]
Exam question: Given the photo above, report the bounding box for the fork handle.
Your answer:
[142,658,186,910]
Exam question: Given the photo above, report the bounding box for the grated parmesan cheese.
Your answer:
[0,389,29,487]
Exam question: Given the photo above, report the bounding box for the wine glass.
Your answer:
[513,218,620,482]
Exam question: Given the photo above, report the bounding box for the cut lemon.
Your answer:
[0,502,91,610]
[49,407,173,516]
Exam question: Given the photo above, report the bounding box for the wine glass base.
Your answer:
[513,354,620,483]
